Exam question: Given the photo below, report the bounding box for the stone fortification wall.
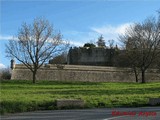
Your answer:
[11,64,160,82]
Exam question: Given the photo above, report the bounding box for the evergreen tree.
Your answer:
[97,35,106,47]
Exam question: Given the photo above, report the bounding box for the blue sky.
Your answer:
[0,0,160,68]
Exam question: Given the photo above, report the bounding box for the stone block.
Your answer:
[149,98,160,105]
[56,99,84,108]
[56,64,65,69]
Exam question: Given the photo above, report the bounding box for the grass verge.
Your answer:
[0,80,160,114]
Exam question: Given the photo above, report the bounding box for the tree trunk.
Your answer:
[141,70,146,83]
[32,71,37,84]
[135,73,138,83]
[133,67,138,83]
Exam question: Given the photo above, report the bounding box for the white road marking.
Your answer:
[103,115,127,120]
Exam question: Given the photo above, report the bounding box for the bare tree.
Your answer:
[108,39,115,49]
[6,18,69,83]
[120,16,160,83]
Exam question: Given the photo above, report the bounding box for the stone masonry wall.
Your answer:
[11,64,160,82]
[68,47,115,66]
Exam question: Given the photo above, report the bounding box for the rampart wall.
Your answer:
[11,64,160,82]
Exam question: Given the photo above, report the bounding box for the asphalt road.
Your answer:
[1,107,160,120]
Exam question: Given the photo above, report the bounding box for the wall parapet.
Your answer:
[14,64,132,72]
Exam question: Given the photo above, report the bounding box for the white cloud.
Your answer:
[91,23,133,42]
[63,23,133,47]
[0,35,18,41]
[0,34,82,47]
[0,35,13,40]
[0,63,6,69]
[70,40,84,46]
[63,30,99,47]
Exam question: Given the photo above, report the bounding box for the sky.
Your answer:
[0,0,160,68]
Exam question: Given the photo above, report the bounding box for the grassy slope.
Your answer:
[0,80,160,114]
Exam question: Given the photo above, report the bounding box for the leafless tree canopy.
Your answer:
[120,16,160,83]
[6,18,69,83]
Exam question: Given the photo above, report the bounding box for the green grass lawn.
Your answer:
[0,80,160,114]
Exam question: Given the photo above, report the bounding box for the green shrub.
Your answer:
[0,68,11,80]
